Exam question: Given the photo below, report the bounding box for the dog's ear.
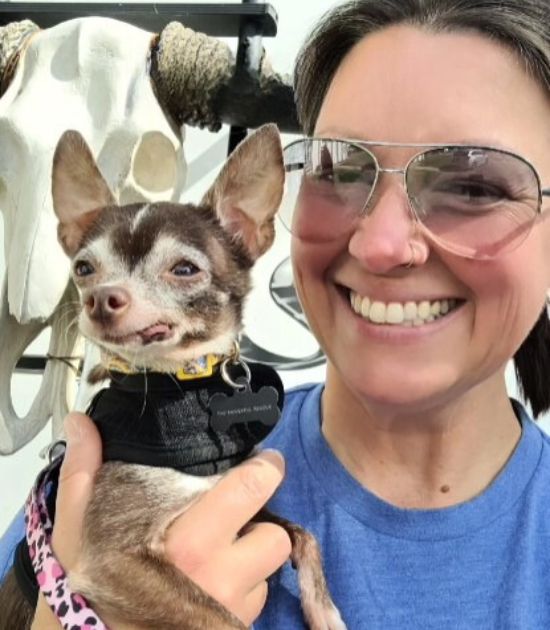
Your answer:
[202,124,285,260]
[52,130,116,257]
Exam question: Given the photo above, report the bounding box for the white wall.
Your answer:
[1,0,549,537]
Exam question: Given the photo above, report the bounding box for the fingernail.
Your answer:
[63,414,82,446]
[258,448,285,468]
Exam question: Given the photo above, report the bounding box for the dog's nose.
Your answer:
[85,287,131,321]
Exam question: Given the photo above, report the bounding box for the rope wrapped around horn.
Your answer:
[149,21,300,133]
[0,20,40,97]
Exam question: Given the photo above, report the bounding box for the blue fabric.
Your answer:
[258,384,550,629]
[3,384,550,630]
[0,507,25,581]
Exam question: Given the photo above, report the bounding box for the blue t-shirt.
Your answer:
[2,384,550,629]
[258,384,550,629]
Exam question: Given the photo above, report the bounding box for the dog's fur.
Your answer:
[0,126,346,630]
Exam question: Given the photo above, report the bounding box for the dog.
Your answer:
[0,125,346,630]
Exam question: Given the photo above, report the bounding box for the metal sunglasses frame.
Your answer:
[282,137,550,258]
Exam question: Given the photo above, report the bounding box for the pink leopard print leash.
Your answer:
[25,454,109,630]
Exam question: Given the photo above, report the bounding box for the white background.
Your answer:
[1,0,548,536]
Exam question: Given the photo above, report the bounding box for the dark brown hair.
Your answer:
[293,0,550,417]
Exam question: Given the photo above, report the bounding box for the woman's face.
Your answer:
[291,25,550,411]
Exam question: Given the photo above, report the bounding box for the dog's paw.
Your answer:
[306,601,347,630]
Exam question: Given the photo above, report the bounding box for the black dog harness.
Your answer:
[89,361,284,475]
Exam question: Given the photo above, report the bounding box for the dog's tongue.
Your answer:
[139,323,171,343]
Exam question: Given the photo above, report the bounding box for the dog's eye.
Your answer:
[171,260,200,277]
[74,260,95,277]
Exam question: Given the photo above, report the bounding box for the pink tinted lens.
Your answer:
[407,147,540,258]
[280,139,376,242]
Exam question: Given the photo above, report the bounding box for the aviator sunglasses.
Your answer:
[278,138,550,259]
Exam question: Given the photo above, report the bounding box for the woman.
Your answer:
[9,0,550,627]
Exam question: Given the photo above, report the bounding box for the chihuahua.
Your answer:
[0,125,346,630]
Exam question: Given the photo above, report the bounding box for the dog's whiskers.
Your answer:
[53,300,81,314]
[138,372,148,420]
[167,372,185,396]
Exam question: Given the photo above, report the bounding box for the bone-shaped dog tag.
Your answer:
[209,375,280,432]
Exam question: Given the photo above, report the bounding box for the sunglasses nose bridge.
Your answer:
[379,167,406,174]
[362,166,416,222]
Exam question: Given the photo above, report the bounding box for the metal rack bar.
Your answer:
[228,0,263,152]
[0,2,278,37]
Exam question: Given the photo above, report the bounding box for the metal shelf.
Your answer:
[0,2,278,37]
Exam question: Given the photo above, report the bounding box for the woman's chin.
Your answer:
[335,362,462,415]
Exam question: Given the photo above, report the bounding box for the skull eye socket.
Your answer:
[74,260,95,277]
[132,131,178,194]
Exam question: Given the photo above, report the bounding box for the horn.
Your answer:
[149,21,300,133]
[0,19,40,97]
[0,281,81,454]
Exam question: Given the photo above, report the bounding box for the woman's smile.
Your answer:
[348,290,464,326]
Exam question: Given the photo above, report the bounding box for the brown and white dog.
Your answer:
[0,125,346,630]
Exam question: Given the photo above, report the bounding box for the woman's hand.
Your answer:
[31,412,289,629]
[164,449,291,626]
[31,412,104,629]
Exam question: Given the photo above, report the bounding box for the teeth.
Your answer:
[403,301,417,321]
[369,302,386,324]
[350,292,458,326]
[386,303,404,324]
[417,301,431,319]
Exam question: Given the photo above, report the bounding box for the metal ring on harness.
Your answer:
[220,357,252,390]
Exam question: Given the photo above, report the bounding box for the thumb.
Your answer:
[51,412,103,569]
